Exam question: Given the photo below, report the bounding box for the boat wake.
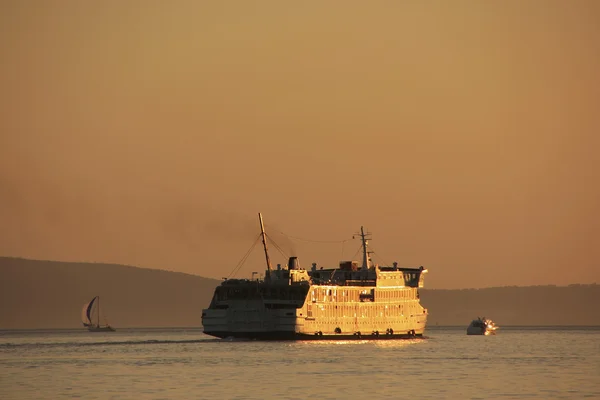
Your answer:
[0,338,222,349]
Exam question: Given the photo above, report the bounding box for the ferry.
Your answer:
[201,213,429,340]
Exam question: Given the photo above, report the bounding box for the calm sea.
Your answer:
[1,326,598,399]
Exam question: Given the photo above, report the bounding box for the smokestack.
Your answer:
[288,256,299,270]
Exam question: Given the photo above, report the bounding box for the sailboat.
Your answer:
[81,296,116,332]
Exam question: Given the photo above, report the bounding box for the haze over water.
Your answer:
[1,1,599,289]
[2,327,599,399]
[2,3,598,399]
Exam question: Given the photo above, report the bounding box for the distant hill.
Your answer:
[0,257,220,329]
[1,257,598,328]
[420,285,600,326]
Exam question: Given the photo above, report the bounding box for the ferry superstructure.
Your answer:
[201,213,429,340]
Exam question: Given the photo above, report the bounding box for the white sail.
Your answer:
[81,296,98,327]
[81,303,91,326]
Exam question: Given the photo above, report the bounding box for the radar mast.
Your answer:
[358,226,373,270]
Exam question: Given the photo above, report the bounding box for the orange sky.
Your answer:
[1,1,599,289]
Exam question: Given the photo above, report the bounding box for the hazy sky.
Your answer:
[1,1,598,289]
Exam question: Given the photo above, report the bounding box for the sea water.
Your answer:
[1,327,599,399]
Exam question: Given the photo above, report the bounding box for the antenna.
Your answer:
[356,226,373,270]
[258,213,272,282]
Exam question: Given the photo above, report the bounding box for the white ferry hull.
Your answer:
[202,330,424,340]
[202,286,428,340]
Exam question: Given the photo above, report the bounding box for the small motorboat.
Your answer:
[466,317,498,335]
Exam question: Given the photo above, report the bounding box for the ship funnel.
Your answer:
[288,256,300,270]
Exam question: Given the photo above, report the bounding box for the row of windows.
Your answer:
[306,303,417,319]
[378,273,420,285]
[213,285,417,303]
[310,288,416,302]
[215,286,308,301]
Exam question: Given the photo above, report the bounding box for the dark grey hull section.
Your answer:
[88,326,116,332]
[203,331,424,341]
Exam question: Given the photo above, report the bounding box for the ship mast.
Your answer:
[258,213,272,282]
[359,226,372,270]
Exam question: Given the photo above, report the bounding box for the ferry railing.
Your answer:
[344,280,376,286]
